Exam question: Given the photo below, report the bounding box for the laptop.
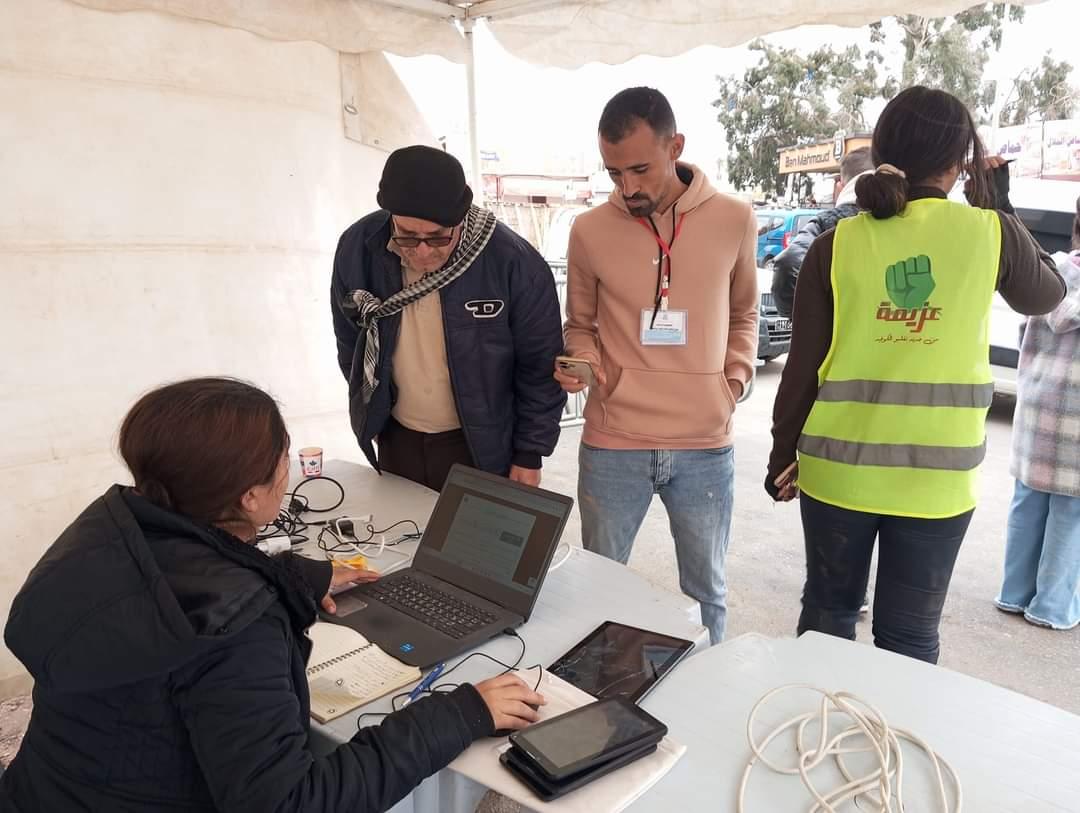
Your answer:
[324,464,574,668]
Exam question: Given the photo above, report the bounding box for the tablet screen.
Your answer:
[547,621,694,703]
[511,698,662,775]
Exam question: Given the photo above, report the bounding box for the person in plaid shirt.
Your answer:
[997,198,1080,630]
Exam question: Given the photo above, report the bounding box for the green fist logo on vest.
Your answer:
[885,255,935,309]
[876,255,942,334]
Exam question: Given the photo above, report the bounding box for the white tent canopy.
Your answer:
[72,0,1044,192]
[72,1,1042,68]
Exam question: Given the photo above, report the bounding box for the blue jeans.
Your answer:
[997,480,1080,630]
[578,444,735,644]
[798,494,971,664]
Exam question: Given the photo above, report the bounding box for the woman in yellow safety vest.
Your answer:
[766,86,1065,664]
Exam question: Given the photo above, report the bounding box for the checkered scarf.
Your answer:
[343,205,497,406]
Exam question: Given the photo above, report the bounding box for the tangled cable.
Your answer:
[738,684,961,813]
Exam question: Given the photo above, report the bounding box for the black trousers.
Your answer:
[376,417,475,491]
[797,493,972,664]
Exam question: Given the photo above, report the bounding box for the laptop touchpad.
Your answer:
[332,593,369,617]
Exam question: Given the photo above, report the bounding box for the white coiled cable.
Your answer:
[737,684,962,813]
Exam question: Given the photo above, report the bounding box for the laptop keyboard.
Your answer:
[366,575,498,639]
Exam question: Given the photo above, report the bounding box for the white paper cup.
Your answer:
[298,446,323,478]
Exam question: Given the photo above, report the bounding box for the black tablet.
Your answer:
[508,697,667,782]
[501,741,659,801]
[548,621,695,703]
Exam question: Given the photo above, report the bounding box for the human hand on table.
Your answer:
[474,673,546,733]
[321,563,380,615]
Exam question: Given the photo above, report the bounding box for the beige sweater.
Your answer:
[564,164,759,449]
[388,244,461,434]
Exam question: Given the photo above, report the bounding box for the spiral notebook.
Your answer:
[306,622,421,724]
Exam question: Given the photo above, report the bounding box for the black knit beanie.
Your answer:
[376,145,473,227]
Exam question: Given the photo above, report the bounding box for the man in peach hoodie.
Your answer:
[555,87,759,644]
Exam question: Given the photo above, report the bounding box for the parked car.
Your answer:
[543,208,787,363]
[988,203,1075,395]
[754,208,820,269]
[756,265,791,362]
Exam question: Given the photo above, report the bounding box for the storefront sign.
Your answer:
[779,136,872,175]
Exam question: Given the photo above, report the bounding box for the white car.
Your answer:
[948,178,1076,397]
[989,293,1024,396]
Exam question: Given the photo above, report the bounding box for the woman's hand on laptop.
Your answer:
[475,673,546,732]
[321,564,380,615]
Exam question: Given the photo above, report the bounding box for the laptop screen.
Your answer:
[412,466,573,619]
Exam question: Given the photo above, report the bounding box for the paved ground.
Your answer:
[542,359,1080,715]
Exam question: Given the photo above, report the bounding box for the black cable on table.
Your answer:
[355,631,542,731]
[289,475,345,514]
[255,475,346,545]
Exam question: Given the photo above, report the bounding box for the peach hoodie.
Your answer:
[564,164,759,449]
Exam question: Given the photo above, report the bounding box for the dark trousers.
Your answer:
[376,417,475,491]
[798,494,972,664]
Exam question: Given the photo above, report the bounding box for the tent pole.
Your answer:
[463,18,484,203]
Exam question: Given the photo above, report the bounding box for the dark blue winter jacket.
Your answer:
[331,210,566,475]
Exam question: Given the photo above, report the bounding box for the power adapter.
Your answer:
[256,538,291,556]
[333,514,373,539]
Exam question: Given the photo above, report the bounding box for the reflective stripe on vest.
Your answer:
[799,434,987,471]
[816,380,995,409]
[797,199,1001,519]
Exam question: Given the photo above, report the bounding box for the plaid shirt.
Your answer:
[1012,252,1080,497]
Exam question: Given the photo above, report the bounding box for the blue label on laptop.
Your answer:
[399,643,414,653]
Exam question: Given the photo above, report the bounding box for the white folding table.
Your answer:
[293,461,708,812]
[632,631,1080,812]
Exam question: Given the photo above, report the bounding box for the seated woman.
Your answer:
[0,377,544,812]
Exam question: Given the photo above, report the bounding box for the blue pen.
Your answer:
[402,662,446,707]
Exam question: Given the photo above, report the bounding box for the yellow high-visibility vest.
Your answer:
[798,198,1000,519]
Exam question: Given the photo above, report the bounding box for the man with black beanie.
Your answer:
[331,145,566,490]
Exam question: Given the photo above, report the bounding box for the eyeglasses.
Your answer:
[391,232,455,248]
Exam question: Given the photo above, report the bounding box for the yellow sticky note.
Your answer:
[333,554,367,570]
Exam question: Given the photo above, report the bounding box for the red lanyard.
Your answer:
[637,210,685,318]
[637,211,685,259]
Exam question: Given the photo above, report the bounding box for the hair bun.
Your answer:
[855,172,910,220]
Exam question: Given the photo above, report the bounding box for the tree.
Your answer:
[713,4,1062,193]
[832,44,889,132]
[713,40,883,195]
[870,3,1023,112]
[996,53,1078,125]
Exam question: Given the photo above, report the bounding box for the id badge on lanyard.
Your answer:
[638,210,688,346]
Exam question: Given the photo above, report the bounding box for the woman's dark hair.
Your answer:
[119,377,289,527]
[1072,195,1080,251]
[856,86,991,219]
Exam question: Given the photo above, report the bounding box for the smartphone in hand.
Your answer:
[556,356,596,388]
[774,461,799,500]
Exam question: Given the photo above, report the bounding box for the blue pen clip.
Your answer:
[402,662,446,708]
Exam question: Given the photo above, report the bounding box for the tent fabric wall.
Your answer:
[0,0,1048,700]
[0,0,399,696]
[70,0,1045,69]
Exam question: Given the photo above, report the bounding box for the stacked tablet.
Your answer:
[500,697,668,801]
